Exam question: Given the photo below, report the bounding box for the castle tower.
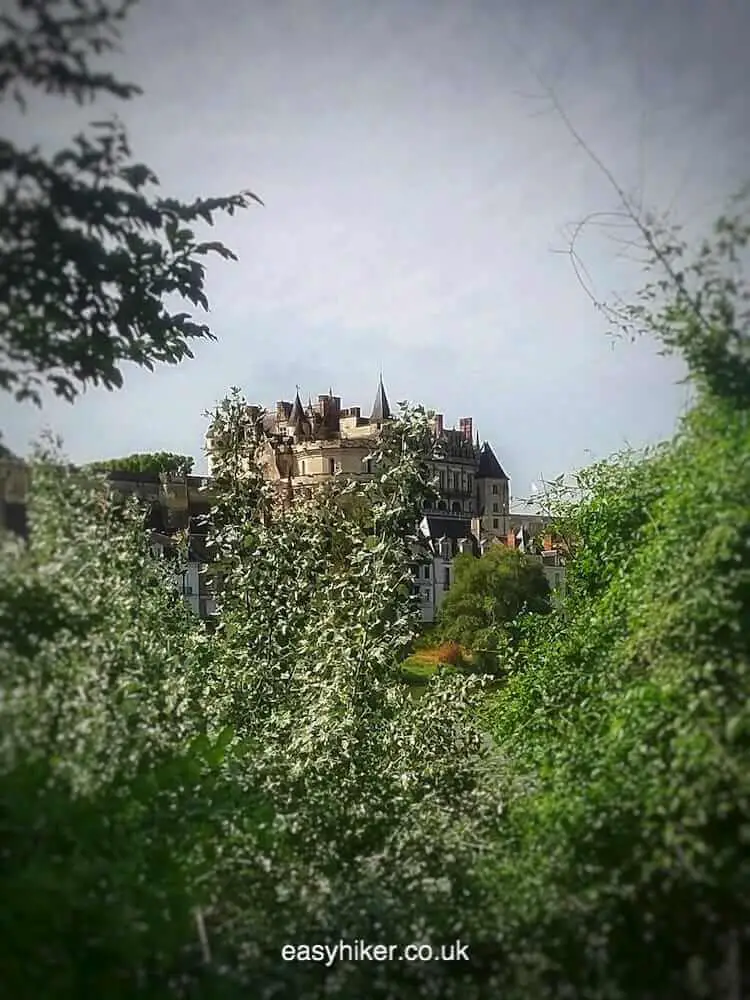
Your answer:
[475,441,510,539]
[287,390,310,441]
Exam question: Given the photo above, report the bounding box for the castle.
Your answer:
[206,376,514,542]
[205,377,563,621]
[0,378,562,626]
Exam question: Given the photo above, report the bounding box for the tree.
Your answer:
[198,394,503,991]
[85,451,195,476]
[0,405,506,997]
[0,0,262,406]
[437,543,551,653]
[0,443,283,997]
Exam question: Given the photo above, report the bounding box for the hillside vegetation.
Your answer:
[477,198,750,998]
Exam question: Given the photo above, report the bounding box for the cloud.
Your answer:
[3,0,746,493]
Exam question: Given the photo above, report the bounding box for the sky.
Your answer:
[3,0,749,502]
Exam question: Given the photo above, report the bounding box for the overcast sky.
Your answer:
[3,0,749,499]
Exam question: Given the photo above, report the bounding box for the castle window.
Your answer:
[365,459,373,474]
[493,503,499,513]
[423,564,431,579]
[439,471,445,489]
[492,484,498,494]
[493,518,499,529]
[452,501,461,514]
[301,460,306,475]
[467,474,473,492]
[443,567,450,588]
[329,458,335,475]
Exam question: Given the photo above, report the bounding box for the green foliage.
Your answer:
[437,543,551,663]
[0,450,278,997]
[479,194,750,998]
[0,408,503,997]
[0,0,262,405]
[3,12,749,987]
[86,451,195,476]
[623,188,750,407]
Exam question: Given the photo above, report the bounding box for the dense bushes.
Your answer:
[0,413,502,998]
[478,203,750,998]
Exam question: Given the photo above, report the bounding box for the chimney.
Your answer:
[434,413,444,436]
[459,417,473,442]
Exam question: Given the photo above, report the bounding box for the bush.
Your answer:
[477,194,750,999]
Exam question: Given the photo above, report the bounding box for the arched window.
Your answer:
[451,501,461,514]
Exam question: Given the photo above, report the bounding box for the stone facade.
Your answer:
[206,377,514,539]
[1,378,565,626]
[203,376,564,624]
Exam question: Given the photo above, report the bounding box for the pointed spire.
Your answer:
[370,373,391,423]
[288,389,305,426]
[476,441,508,480]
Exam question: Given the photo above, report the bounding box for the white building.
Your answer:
[150,531,216,618]
[414,514,478,623]
[413,515,566,624]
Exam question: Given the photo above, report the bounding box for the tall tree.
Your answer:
[438,543,551,652]
[0,0,261,406]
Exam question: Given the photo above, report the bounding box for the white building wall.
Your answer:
[413,540,567,624]
[414,545,457,624]
[174,562,202,616]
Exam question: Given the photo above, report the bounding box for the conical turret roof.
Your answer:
[370,375,391,422]
[476,441,508,480]
[288,391,305,426]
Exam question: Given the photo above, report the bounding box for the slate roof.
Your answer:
[421,514,474,540]
[288,392,306,426]
[420,514,480,557]
[370,376,391,422]
[476,442,508,480]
